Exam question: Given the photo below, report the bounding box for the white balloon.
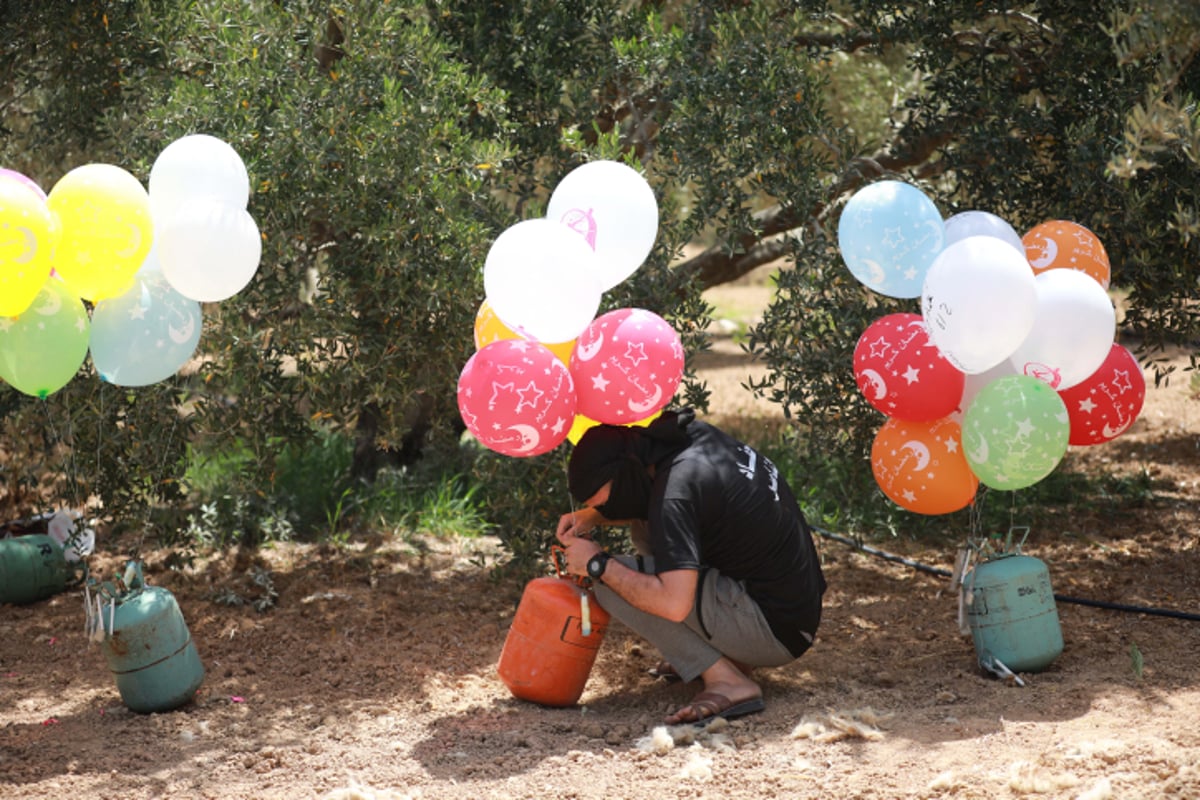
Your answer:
[943,210,1024,253]
[159,198,262,302]
[483,218,603,344]
[921,235,1037,374]
[950,358,1019,424]
[149,134,250,224]
[546,160,658,291]
[1007,269,1115,390]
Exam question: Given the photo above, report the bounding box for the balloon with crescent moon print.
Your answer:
[1021,220,1111,289]
[961,375,1070,490]
[1006,268,1115,391]
[870,416,977,515]
[0,173,55,316]
[1057,343,1146,446]
[457,340,577,458]
[46,163,154,302]
[0,276,90,398]
[570,308,684,425]
[853,313,964,421]
[90,250,203,386]
[838,180,944,299]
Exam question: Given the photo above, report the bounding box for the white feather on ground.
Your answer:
[790,708,892,742]
[1006,760,1080,794]
[679,744,714,782]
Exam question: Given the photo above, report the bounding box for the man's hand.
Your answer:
[560,534,601,578]
[556,507,602,543]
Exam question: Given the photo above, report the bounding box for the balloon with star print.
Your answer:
[962,375,1070,490]
[89,249,203,387]
[854,313,964,422]
[1022,219,1111,289]
[838,180,944,299]
[569,308,684,425]
[871,416,978,515]
[457,339,577,458]
[0,275,90,398]
[1057,343,1145,446]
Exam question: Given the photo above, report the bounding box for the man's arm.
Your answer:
[560,533,697,622]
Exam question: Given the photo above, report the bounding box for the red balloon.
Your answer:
[570,308,684,424]
[457,340,577,457]
[854,313,965,421]
[1057,343,1145,446]
[871,416,978,515]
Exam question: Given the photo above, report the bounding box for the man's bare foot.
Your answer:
[664,657,762,725]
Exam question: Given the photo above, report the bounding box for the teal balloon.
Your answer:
[0,277,90,398]
[838,180,944,299]
[962,375,1070,490]
[90,254,202,386]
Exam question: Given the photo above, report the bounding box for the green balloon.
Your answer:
[962,374,1069,490]
[0,278,90,398]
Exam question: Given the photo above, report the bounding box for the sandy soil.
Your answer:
[2,323,1198,799]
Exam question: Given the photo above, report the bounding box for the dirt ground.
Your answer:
[2,317,1199,799]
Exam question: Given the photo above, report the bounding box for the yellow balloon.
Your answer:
[474,300,575,364]
[567,410,662,445]
[0,177,55,316]
[47,164,154,302]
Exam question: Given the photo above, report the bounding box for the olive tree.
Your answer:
[1,0,1195,546]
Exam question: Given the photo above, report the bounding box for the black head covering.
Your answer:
[567,409,695,517]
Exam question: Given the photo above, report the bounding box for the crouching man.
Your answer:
[556,409,825,725]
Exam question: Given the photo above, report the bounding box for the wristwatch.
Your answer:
[586,551,612,581]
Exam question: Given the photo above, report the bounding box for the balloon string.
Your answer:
[41,395,82,510]
[138,410,181,553]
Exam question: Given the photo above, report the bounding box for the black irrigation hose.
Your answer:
[813,527,1200,623]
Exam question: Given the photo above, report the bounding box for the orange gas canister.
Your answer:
[498,575,610,707]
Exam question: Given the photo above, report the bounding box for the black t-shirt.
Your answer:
[648,421,826,657]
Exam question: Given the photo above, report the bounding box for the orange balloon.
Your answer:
[474,300,575,364]
[871,416,978,515]
[567,410,662,445]
[1021,220,1111,289]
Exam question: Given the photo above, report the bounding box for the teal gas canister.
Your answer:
[93,563,205,713]
[964,552,1063,674]
[0,535,76,605]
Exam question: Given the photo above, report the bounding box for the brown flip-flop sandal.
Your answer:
[665,691,765,726]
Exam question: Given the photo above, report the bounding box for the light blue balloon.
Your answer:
[838,180,944,298]
[89,254,203,387]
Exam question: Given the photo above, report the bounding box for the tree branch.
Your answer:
[681,127,955,287]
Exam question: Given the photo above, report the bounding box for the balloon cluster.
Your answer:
[458,160,683,457]
[0,135,261,398]
[840,181,1145,515]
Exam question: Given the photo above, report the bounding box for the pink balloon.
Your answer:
[1057,343,1145,446]
[457,340,577,457]
[0,168,47,200]
[570,308,684,424]
[854,313,964,421]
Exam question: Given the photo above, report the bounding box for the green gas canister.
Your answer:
[0,511,93,605]
[962,532,1063,675]
[89,561,205,713]
[0,534,76,605]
